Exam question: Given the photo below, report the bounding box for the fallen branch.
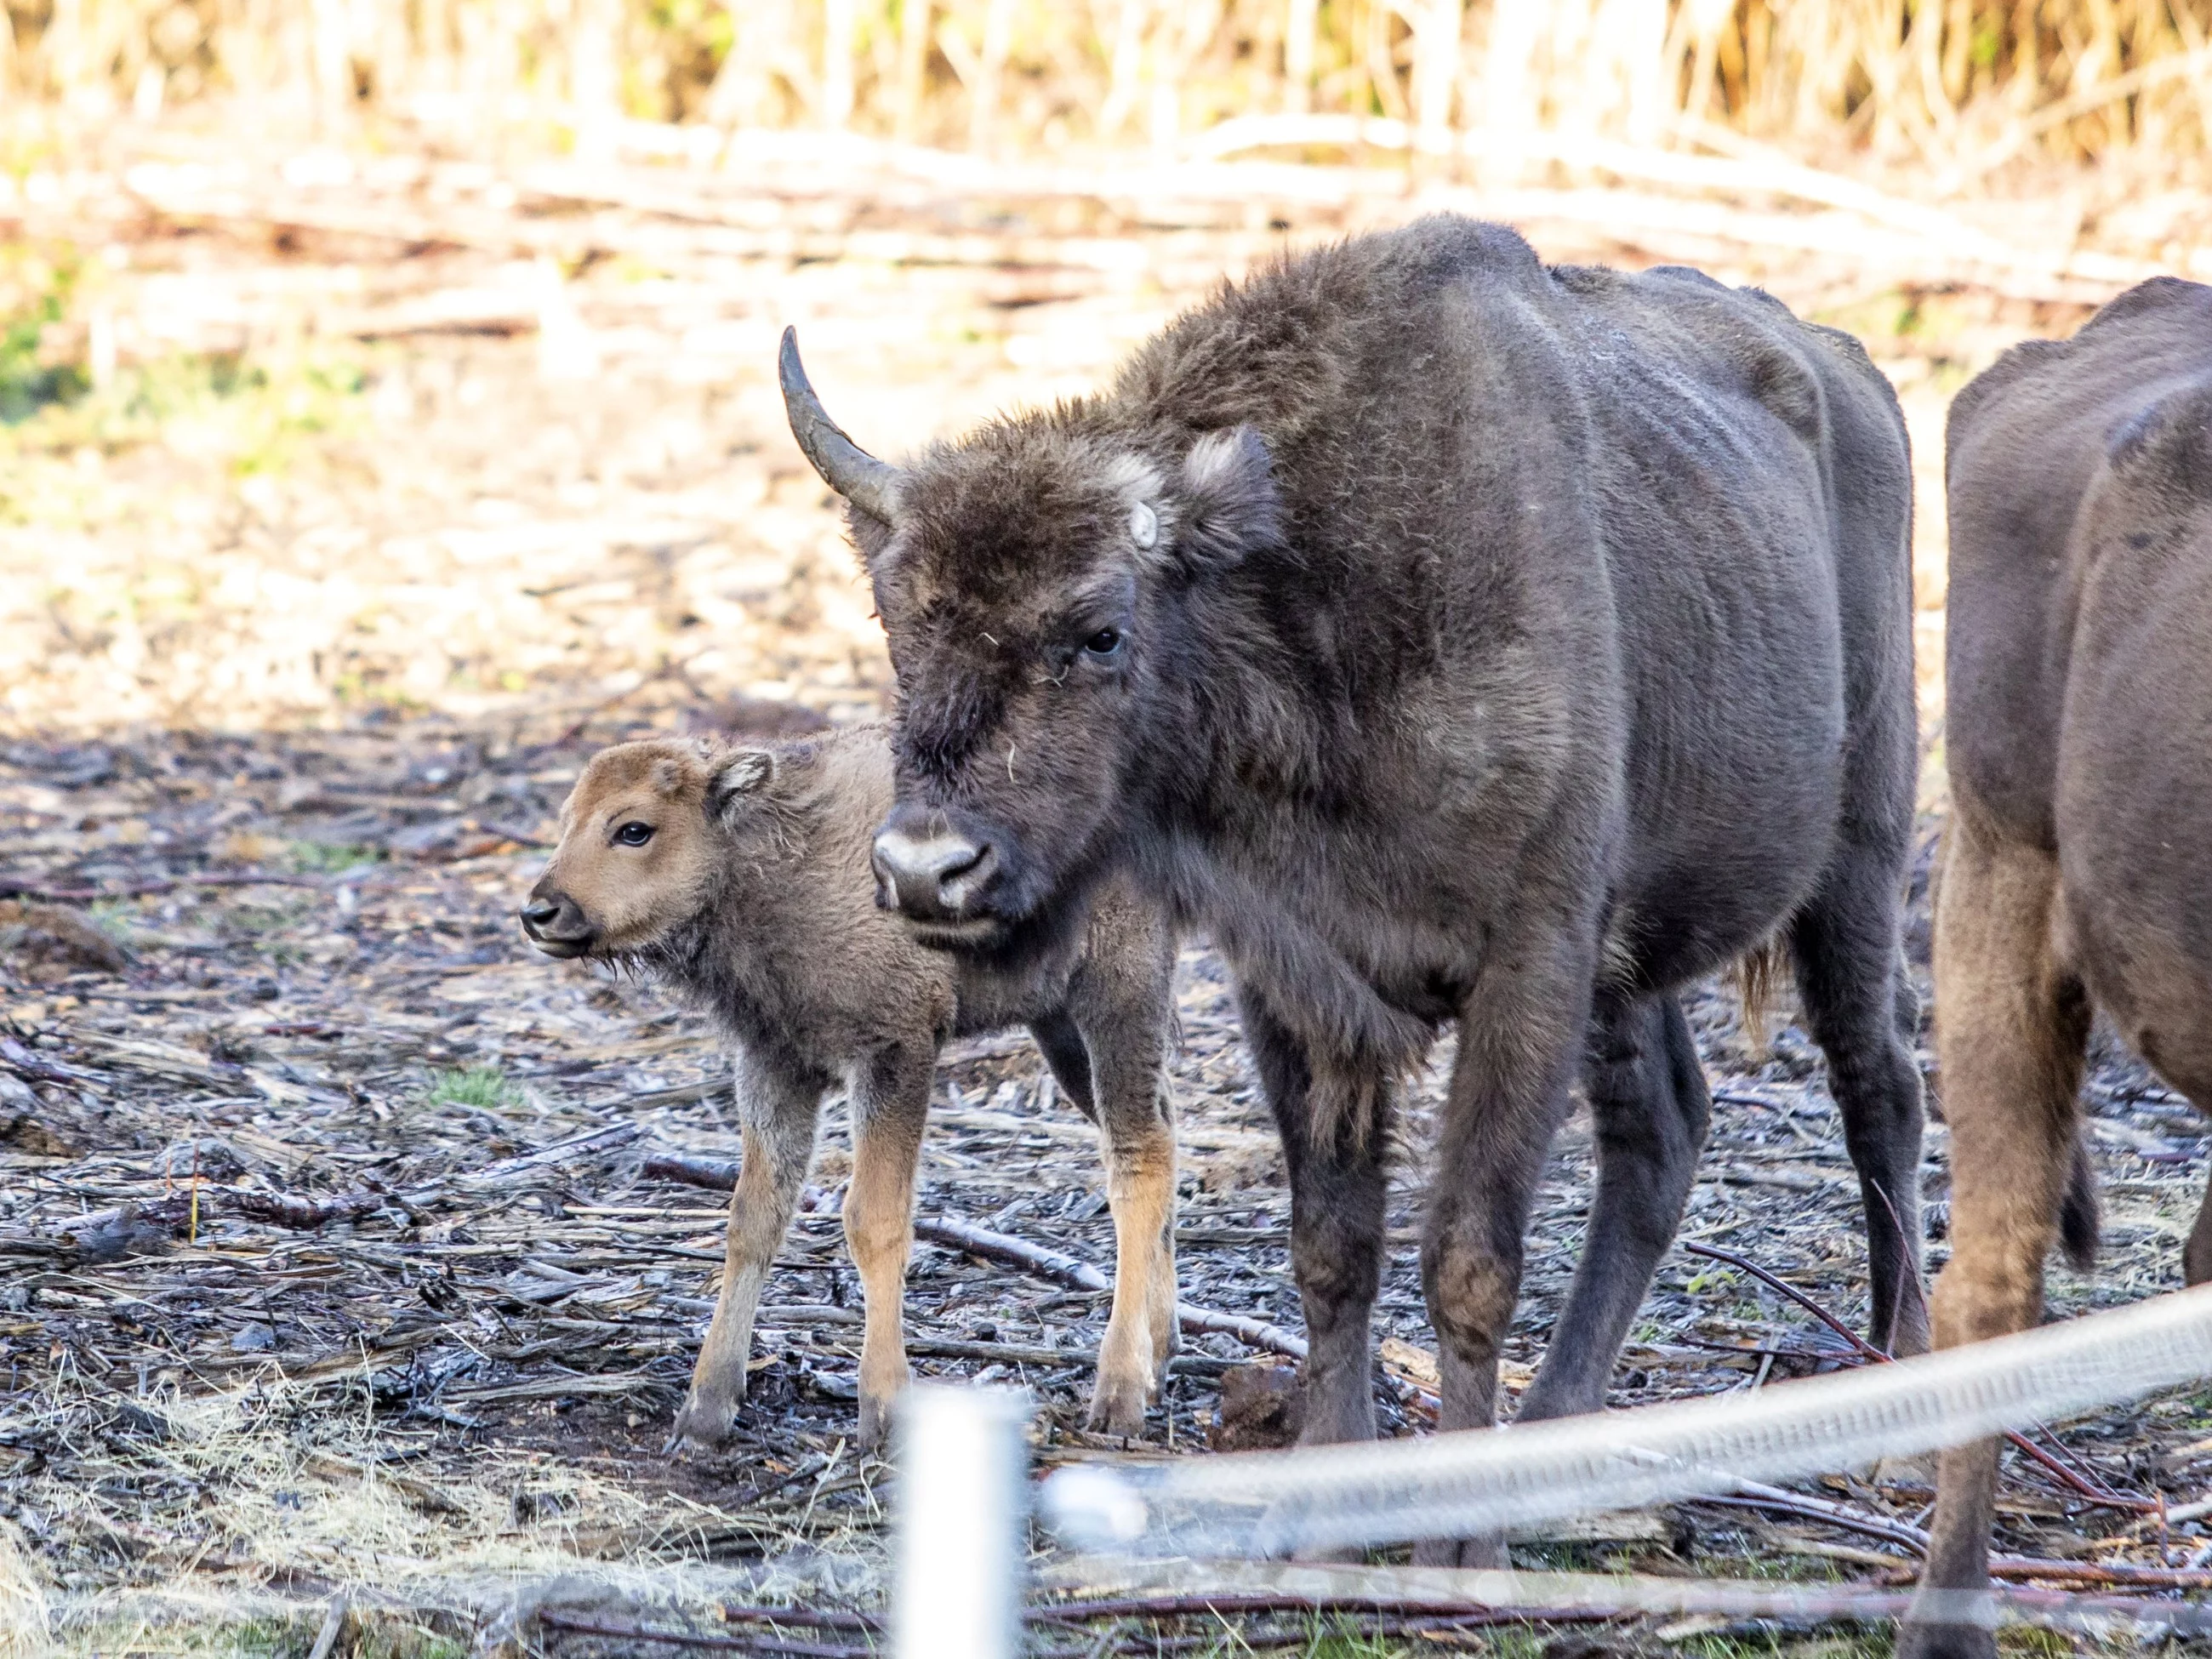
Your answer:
[1685,1240,2156,1513]
[539,1613,869,1655]
[1700,1479,1929,1555]
[639,1153,1307,1361]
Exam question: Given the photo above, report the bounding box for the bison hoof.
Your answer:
[1085,1374,1152,1439]
[668,1394,738,1453]
[1411,1535,1508,1570]
[1893,1621,1996,1659]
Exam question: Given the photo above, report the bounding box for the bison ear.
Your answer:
[844,504,898,569]
[1174,425,1281,569]
[706,750,775,828]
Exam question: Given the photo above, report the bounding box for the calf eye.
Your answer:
[614,821,655,847]
[1084,627,1124,658]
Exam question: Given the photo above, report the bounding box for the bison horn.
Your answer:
[778,327,901,524]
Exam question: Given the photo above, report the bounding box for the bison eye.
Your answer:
[614,821,655,847]
[1083,627,1124,658]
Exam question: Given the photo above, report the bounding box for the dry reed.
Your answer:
[0,0,2207,180]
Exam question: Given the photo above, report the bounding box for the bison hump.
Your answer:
[2075,274,2212,342]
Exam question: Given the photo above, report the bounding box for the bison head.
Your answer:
[781,328,1280,956]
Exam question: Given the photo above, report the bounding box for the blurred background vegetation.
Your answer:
[0,0,2204,177]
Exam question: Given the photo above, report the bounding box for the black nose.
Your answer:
[871,824,999,921]
[519,899,562,933]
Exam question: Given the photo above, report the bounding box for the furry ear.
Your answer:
[1175,425,1281,568]
[706,750,775,828]
[845,504,898,569]
[2108,383,2212,496]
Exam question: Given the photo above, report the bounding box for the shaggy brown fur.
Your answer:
[784,215,1927,1562]
[520,728,1177,1451]
[1901,276,2212,1659]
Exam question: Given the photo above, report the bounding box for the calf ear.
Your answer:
[706,750,775,828]
[1175,425,1282,569]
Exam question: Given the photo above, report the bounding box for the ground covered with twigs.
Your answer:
[6,128,2212,1656]
[11,701,2212,1656]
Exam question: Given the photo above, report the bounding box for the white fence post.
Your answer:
[892,1385,1030,1659]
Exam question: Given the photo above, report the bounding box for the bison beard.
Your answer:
[786,214,1928,1563]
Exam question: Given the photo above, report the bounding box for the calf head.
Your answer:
[521,738,775,959]
[780,328,1280,955]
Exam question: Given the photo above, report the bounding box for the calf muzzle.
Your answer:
[519,892,596,958]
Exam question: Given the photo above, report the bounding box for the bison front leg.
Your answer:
[674,1053,820,1451]
[1240,987,1388,1451]
[1898,824,2088,1659]
[1416,922,1593,1568]
[844,1046,932,1452]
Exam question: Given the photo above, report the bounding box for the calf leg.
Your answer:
[1791,842,1932,1356]
[1515,994,1711,1422]
[844,1044,934,1451]
[1240,986,1388,1450]
[673,1052,821,1451]
[1047,966,1182,1436]
[1416,922,1594,1567]
[1898,825,2088,1659]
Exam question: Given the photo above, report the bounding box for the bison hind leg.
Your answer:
[1787,842,1932,1357]
[1512,993,1710,1424]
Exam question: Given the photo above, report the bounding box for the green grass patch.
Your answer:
[288,840,386,875]
[425,1066,523,1112]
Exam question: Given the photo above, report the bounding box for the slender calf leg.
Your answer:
[1415,919,1594,1568]
[1791,842,1933,1355]
[844,1043,934,1451]
[1898,824,2088,1659]
[1515,994,1711,1422]
[673,1052,822,1450]
[1240,985,1388,1451]
[1049,966,1182,1435]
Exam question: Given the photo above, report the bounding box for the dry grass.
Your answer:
[0,0,2209,186]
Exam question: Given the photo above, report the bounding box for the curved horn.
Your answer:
[778,327,901,524]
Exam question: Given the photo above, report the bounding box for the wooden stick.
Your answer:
[638,1153,1308,1360]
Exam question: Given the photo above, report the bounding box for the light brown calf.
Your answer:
[1901,276,2212,1659]
[521,728,1179,1451]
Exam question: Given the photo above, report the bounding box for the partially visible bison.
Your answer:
[783,214,1928,1560]
[519,729,1178,1450]
[1902,277,2212,1659]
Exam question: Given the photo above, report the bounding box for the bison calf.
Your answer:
[519,729,1177,1450]
[1902,277,2212,1659]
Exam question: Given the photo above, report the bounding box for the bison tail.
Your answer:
[2056,1128,2101,1273]
[1729,938,1791,1058]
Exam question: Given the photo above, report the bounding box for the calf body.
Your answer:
[1901,278,2212,1659]
[782,216,1927,1555]
[521,729,1178,1449]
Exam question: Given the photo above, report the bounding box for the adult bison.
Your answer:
[784,215,1925,1559]
[1901,277,2212,1659]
